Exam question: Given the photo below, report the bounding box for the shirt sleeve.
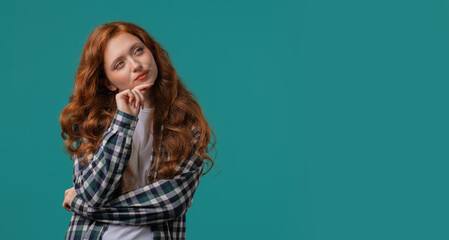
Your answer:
[72,109,139,208]
[70,155,204,226]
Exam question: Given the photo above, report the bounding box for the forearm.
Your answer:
[71,158,204,225]
[73,109,138,208]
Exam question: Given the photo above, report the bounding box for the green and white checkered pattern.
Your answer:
[65,109,204,240]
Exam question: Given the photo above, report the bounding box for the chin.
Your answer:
[135,79,155,87]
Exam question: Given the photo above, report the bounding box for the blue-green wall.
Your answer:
[1,0,448,239]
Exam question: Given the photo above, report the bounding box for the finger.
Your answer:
[116,89,131,103]
[65,198,72,210]
[128,90,136,105]
[137,83,153,93]
[135,89,145,109]
[132,89,141,108]
[63,201,71,211]
[128,91,133,104]
[134,89,144,109]
[117,89,129,97]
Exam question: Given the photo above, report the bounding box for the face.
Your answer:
[103,32,158,92]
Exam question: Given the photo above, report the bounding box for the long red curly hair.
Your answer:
[60,21,216,195]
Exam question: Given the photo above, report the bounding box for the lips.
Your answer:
[135,70,149,81]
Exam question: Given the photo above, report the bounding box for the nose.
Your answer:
[130,57,142,73]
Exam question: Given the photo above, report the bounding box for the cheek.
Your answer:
[150,67,158,83]
[151,61,158,78]
[111,74,130,88]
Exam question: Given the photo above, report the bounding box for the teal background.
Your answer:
[0,0,448,239]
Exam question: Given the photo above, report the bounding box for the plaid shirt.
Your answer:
[65,110,204,240]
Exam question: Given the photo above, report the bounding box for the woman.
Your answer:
[60,21,216,240]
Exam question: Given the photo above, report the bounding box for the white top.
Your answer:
[102,107,154,240]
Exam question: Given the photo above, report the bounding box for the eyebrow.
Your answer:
[109,42,143,70]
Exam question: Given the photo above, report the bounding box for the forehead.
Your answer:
[104,32,143,62]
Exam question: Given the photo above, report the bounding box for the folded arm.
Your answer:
[72,110,138,208]
[71,156,204,226]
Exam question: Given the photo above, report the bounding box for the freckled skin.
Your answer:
[103,32,158,109]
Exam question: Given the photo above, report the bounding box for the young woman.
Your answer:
[60,21,216,240]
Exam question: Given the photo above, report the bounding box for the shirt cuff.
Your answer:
[109,109,139,136]
[70,194,81,212]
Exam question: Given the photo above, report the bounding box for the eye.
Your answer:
[114,62,123,70]
[113,47,144,70]
[135,47,144,54]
